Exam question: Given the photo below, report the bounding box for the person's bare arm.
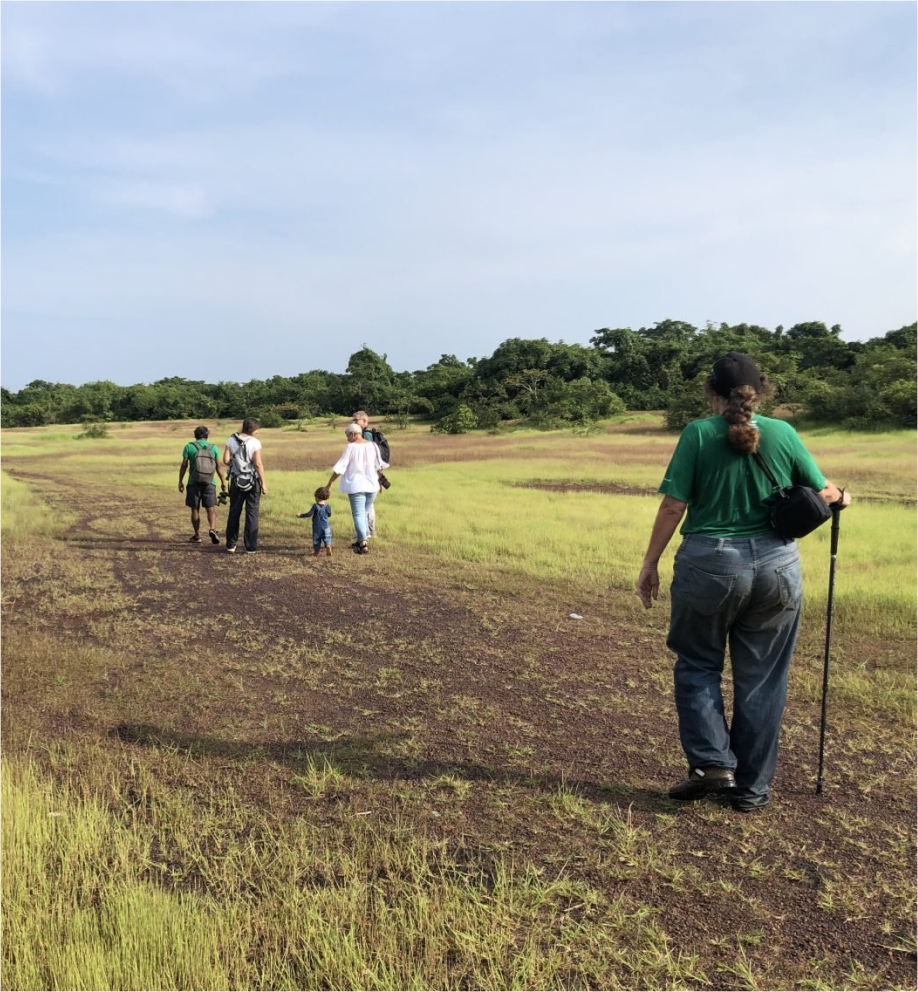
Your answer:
[178,458,189,492]
[253,449,267,495]
[635,496,688,609]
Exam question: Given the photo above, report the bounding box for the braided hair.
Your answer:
[704,376,774,454]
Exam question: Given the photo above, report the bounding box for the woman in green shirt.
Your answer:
[635,353,851,812]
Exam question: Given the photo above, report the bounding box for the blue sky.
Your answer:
[2,1,915,391]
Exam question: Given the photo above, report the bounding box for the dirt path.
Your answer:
[4,469,916,989]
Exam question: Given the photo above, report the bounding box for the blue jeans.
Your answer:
[348,491,377,543]
[312,526,332,551]
[667,534,803,805]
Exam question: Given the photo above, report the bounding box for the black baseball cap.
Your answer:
[710,353,762,398]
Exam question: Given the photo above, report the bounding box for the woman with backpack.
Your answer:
[326,422,389,554]
[223,417,268,554]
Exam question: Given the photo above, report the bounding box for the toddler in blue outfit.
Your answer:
[297,487,333,556]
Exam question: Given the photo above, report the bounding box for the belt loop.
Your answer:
[716,538,725,552]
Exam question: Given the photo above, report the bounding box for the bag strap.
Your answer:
[751,450,783,492]
[232,434,249,462]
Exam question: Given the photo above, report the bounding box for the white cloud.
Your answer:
[1,4,332,101]
[91,180,212,218]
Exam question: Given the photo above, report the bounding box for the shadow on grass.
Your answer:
[63,536,306,556]
[110,722,674,813]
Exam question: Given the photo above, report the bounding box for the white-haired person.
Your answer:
[326,422,389,555]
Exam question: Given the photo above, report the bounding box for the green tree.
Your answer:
[807,345,917,428]
[474,338,553,382]
[664,372,711,431]
[414,355,473,416]
[1,403,49,427]
[546,342,606,381]
[590,325,689,409]
[344,347,397,412]
[503,369,549,414]
[531,377,625,426]
[62,380,122,422]
[880,322,917,351]
[783,321,853,371]
[389,391,434,428]
[432,403,478,434]
[291,371,334,418]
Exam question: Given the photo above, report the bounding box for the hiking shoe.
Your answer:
[245,549,257,554]
[729,795,769,814]
[208,529,220,545]
[668,767,736,801]
[357,542,369,555]
[325,546,332,556]
[226,545,237,553]
[312,549,323,557]
[189,534,202,543]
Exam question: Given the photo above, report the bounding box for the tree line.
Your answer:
[3,319,915,432]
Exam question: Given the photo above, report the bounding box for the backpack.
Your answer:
[229,433,257,491]
[369,428,390,464]
[190,441,218,485]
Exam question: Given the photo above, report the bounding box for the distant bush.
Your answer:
[664,374,710,431]
[571,422,606,436]
[256,407,285,429]
[432,403,478,434]
[77,421,110,439]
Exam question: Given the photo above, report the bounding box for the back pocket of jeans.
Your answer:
[776,560,803,611]
[672,563,736,616]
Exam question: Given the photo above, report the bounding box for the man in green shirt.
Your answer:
[178,426,226,544]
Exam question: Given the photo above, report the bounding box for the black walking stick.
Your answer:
[816,503,842,795]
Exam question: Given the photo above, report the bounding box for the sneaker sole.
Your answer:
[669,780,736,801]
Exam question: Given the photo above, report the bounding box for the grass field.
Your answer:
[2,416,915,991]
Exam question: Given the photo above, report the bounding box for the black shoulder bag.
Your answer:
[751,451,831,540]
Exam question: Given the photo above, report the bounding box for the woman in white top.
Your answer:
[222,417,268,553]
[326,422,389,554]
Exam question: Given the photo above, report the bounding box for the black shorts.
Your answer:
[185,482,217,509]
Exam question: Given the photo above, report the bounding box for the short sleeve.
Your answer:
[332,446,351,475]
[658,426,698,504]
[787,433,826,490]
